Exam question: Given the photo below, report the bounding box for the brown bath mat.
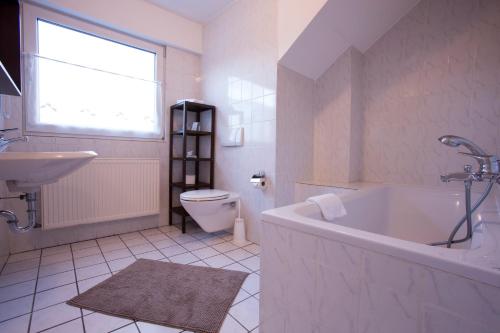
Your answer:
[67,259,249,333]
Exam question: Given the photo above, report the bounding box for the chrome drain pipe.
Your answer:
[0,192,37,233]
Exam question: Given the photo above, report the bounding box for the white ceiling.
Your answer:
[279,0,420,79]
[146,0,235,24]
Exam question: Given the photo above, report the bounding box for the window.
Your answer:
[23,4,164,140]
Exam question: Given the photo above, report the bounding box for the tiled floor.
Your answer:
[0,225,261,333]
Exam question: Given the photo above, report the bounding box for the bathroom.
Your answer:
[0,0,499,332]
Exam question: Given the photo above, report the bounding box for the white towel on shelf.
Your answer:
[306,193,347,221]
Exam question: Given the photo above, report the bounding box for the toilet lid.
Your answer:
[180,189,230,202]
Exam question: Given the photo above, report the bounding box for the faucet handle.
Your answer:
[459,152,499,174]
[0,128,18,133]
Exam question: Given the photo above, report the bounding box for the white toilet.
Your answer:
[180,189,239,233]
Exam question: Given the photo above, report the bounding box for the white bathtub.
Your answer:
[260,184,500,333]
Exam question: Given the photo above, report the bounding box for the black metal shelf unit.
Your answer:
[168,101,215,233]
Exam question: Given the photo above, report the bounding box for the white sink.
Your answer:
[0,151,98,192]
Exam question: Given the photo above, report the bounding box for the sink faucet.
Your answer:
[0,128,28,152]
[432,135,500,248]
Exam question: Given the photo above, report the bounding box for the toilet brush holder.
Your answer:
[233,217,247,246]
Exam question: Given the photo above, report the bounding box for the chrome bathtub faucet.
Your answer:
[432,135,500,248]
[0,128,28,152]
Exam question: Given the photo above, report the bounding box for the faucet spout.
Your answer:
[438,135,486,156]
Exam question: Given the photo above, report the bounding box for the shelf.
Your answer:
[171,130,212,136]
[170,101,215,113]
[171,182,211,189]
[171,206,189,217]
[171,157,212,161]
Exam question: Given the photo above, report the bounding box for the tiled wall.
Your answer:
[202,0,278,242]
[1,46,201,253]
[313,47,363,183]
[362,0,500,186]
[260,220,500,333]
[276,65,314,207]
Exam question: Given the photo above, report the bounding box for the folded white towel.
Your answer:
[306,193,347,221]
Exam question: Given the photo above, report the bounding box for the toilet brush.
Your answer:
[233,199,247,246]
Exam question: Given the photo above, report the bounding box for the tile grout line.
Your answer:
[70,242,87,333]
[26,249,43,333]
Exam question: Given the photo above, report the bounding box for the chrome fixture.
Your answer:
[431,135,500,248]
[0,128,28,152]
[0,192,38,233]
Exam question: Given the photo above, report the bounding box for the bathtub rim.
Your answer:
[262,184,500,288]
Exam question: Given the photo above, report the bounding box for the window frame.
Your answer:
[22,3,166,141]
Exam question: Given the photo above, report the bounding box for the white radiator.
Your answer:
[41,158,160,230]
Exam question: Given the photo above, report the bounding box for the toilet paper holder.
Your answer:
[250,171,266,188]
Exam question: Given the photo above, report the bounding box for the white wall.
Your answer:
[29,0,203,54]
[275,65,314,206]
[0,110,10,265]
[202,0,278,243]
[362,0,500,186]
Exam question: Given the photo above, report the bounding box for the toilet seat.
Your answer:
[180,189,230,202]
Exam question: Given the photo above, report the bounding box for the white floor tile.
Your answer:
[230,239,252,247]
[83,312,132,333]
[232,288,251,305]
[203,254,234,268]
[134,250,164,260]
[223,263,252,273]
[71,240,97,251]
[129,243,156,255]
[191,247,219,260]
[169,252,199,264]
[225,248,253,261]
[220,314,247,333]
[72,246,101,259]
[0,313,30,333]
[38,260,74,278]
[170,234,196,244]
[34,283,78,310]
[43,318,84,333]
[76,263,110,281]
[40,251,73,266]
[141,228,164,236]
[144,233,169,242]
[103,248,132,261]
[181,240,207,251]
[7,250,40,263]
[212,242,238,253]
[2,258,39,275]
[123,237,148,247]
[189,261,209,267]
[152,238,177,249]
[0,295,33,322]
[96,236,122,245]
[239,256,260,271]
[108,257,136,272]
[30,303,81,333]
[159,245,187,258]
[42,245,71,257]
[113,323,140,333]
[99,241,127,253]
[202,236,226,246]
[0,268,37,288]
[0,279,36,302]
[120,232,142,241]
[74,254,105,269]
[137,321,182,332]
[77,273,111,293]
[229,296,260,331]
[36,270,76,292]
[243,244,260,255]
[241,273,260,295]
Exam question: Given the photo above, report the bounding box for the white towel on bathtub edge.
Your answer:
[306,193,347,221]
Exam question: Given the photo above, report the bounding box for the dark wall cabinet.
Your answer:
[0,0,22,96]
